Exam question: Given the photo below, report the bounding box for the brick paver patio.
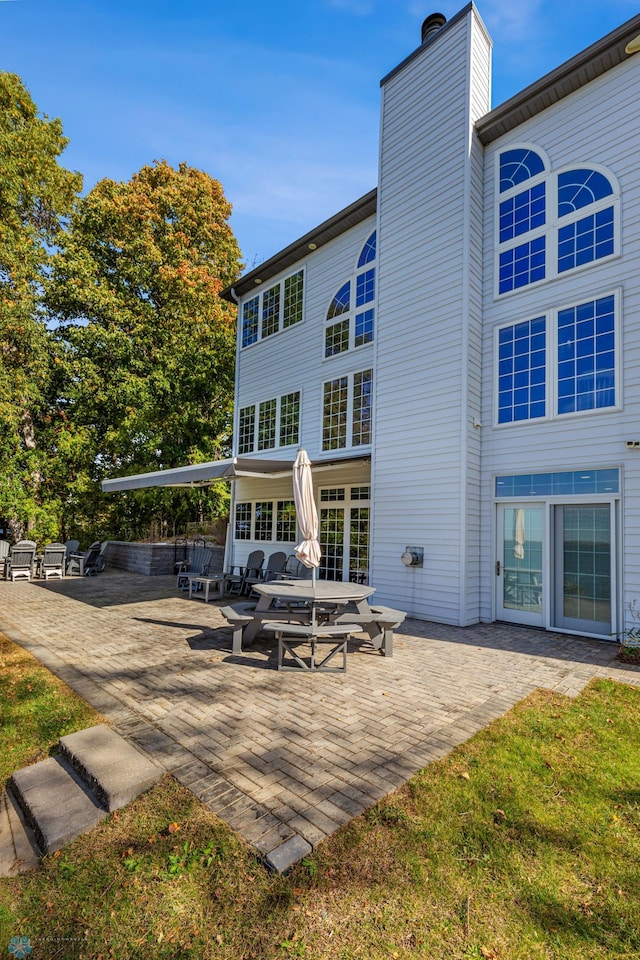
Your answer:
[1,570,638,863]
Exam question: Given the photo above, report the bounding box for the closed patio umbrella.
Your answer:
[293,448,321,581]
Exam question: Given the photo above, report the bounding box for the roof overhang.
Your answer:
[101,457,298,492]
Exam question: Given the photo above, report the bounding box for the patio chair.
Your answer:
[64,540,80,574]
[7,540,37,582]
[244,550,287,597]
[223,549,264,597]
[176,546,213,590]
[67,541,105,576]
[0,539,10,580]
[40,542,67,579]
[281,554,314,580]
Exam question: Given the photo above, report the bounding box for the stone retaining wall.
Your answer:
[103,541,225,577]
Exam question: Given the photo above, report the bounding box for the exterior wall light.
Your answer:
[401,546,424,567]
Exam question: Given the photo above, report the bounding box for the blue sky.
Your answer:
[1,0,637,270]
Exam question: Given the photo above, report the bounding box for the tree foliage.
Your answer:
[0,72,242,546]
[47,160,242,541]
[0,72,82,541]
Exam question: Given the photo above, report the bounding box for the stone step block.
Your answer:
[58,724,162,812]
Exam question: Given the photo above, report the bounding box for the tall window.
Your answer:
[233,500,297,542]
[325,232,376,357]
[495,292,618,425]
[497,146,617,296]
[237,392,300,454]
[241,269,304,347]
[322,370,373,450]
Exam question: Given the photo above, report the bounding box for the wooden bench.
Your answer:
[262,621,363,673]
[333,605,406,657]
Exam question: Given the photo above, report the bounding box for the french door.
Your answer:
[497,502,615,637]
[319,486,370,583]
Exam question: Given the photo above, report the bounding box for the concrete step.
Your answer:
[7,724,163,861]
[10,756,107,855]
[59,724,161,812]
[0,789,40,876]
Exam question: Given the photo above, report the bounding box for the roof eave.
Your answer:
[477,12,640,145]
[221,188,377,302]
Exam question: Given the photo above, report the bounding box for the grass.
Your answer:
[1,632,639,959]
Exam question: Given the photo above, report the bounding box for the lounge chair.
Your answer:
[223,549,264,596]
[40,542,67,579]
[7,540,37,582]
[67,541,106,576]
[281,554,314,580]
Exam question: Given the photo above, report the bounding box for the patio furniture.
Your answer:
[244,550,287,597]
[187,573,225,603]
[0,540,10,579]
[64,540,80,574]
[39,542,67,579]
[7,540,37,582]
[280,554,314,580]
[221,579,383,656]
[176,545,212,589]
[263,620,363,672]
[67,541,105,577]
[223,549,264,597]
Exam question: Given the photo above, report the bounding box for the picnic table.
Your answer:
[220,579,405,666]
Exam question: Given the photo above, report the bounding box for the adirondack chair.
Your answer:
[67,541,106,576]
[40,542,67,579]
[7,540,37,582]
[64,540,80,574]
[244,551,287,597]
[176,545,213,589]
[223,549,264,596]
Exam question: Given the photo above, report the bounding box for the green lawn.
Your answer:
[1,632,639,959]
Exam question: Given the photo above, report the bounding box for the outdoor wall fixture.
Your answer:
[626,440,640,448]
[401,546,424,567]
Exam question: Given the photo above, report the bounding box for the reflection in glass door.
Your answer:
[497,505,544,627]
[554,505,612,636]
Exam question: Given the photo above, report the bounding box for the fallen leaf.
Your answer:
[481,947,499,959]
[168,822,181,834]
[460,771,471,780]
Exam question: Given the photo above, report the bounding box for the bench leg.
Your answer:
[312,637,347,672]
[232,624,244,655]
[278,634,313,671]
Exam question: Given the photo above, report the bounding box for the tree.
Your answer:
[0,72,82,541]
[47,160,242,540]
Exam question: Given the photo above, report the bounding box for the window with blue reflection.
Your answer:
[355,308,374,347]
[499,148,545,192]
[558,169,613,215]
[242,296,259,347]
[498,317,546,423]
[499,183,545,243]
[499,236,545,293]
[495,469,619,497]
[356,268,375,307]
[558,208,614,273]
[357,231,376,267]
[327,281,351,320]
[557,295,615,415]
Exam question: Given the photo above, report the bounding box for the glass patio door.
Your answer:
[496,504,544,627]
[553,505,612,637]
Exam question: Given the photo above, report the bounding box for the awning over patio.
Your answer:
[101,457,297,492]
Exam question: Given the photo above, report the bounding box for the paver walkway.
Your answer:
[1,570,638,866]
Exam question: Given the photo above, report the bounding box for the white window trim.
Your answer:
[493,287,622,428]
[321,368,373,452]
[236,390,301,455]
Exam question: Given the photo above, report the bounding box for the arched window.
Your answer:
[557,168,615,274]
[496,147,617,296]
[325,232,376,357]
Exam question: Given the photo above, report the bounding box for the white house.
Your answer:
[105,5,640,643]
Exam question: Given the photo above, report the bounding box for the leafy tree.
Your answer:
[47,160,242,540]
[0,72,82,542]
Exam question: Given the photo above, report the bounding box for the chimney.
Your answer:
[421,12,447,43]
